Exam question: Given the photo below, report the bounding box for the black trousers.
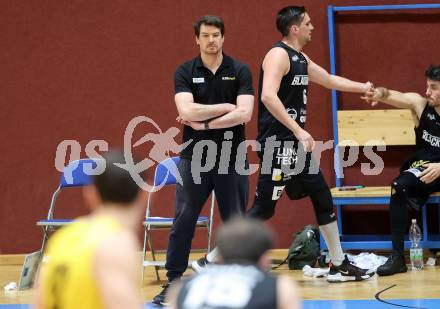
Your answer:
[390,170,440,256]
[165,158,248,280]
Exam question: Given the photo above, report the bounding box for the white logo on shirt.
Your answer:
[422,130,440,147]
[286,108,297,120]
[182,266,262,308]
[291,75,308,85]
[192,78,205,84]
[272,168,282,181]
[292,55,299,62]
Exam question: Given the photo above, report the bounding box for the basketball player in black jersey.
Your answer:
[167,218,301,309]
[247,6,375,282]
[363,65,440,276]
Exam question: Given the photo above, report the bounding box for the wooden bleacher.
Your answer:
[328,109,440,250]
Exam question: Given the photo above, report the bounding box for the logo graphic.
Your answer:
[286,108,297,120]
[272,168,283,181]
[53,117,388,189]
[291,75,308,86]
[116,116,192,192]
[193,77,205,84]
[300,107,307,123]
[222,76,236,81]
[292,55,299,62]
[422,129,440,147]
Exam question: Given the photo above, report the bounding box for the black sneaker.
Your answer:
[191,255,210,273]
[377,254,407,276]
[152,282,170,306]
[327,256,375,282]
[318,254,330,267]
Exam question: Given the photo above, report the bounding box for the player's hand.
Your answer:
[361,85,386,107]
[364,81,374,93]
[420,163,440,184]
[294,128,315,152]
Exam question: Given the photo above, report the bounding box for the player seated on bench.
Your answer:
[363,65,440,276]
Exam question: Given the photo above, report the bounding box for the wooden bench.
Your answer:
[337,109,415,146]
[325,109,440,250]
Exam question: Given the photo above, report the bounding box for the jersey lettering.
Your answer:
[291,75,308,86]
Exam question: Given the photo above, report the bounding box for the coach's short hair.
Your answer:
[425,65,440,81]
[217,218,274,265]
[194,15,225,37]
[276,6,306,37]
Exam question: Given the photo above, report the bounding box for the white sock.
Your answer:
[206,247,219,263]
[319,221,344,266]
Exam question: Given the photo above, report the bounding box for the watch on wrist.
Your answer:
[204,120,210,130]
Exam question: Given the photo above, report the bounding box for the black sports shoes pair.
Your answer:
[328,253,408,282]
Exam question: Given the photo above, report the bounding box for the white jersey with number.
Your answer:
[176,264,277,309]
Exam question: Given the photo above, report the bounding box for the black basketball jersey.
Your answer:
[257,41,308,144]
[175,264,277,309]
[401,104,440,171]
[415,104,440,150]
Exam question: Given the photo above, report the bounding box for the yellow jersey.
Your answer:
[40,216,121,309]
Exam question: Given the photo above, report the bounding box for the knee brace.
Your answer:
[391,178,409,197]
[391,177,420,211]
[310,188,336,225]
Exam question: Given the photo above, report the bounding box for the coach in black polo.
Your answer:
[153,15,254,305]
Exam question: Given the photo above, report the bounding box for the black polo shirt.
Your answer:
[174,54,254,167]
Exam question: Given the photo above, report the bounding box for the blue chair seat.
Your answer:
[37,219,73,226]
[143,216,209,226]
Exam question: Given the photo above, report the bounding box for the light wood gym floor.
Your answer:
[1,250,440,308]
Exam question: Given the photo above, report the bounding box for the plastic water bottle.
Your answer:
[409,219,423,270]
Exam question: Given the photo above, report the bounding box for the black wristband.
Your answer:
[204,120,210,130]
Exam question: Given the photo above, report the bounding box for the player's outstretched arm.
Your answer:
[305,54,371,94]
[362,87,426,119]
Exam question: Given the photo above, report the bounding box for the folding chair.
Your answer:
[141,156,215,281]
[37,158,101,252]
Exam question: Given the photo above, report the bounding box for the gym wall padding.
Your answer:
[1,0,439,253]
